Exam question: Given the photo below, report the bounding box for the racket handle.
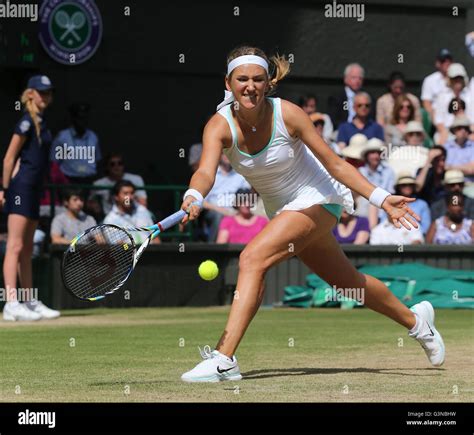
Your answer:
[158,209,187,231]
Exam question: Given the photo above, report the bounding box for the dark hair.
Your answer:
[233,188,253,209]
[432,145,447,159]
[112,180,135,196]
[388,71,406,85]
[448,97,466,114]
[63,188,84,202]
[445,192,464,207]
[299,94,317,107]
[69,102,90,117]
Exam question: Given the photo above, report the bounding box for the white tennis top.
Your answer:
[218,97,354,218]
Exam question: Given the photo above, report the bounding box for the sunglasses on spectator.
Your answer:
[449,182,464,187]
[407,132,423,136]
[400,104,412,109]
[356,103,370,108]
[109,160,124,166]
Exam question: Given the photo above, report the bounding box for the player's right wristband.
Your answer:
[369,187,391,208]
[183,188,204,204]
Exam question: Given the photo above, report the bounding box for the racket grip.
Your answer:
[158,209,187,231]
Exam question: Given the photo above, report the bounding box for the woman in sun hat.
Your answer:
[179,46,444,382]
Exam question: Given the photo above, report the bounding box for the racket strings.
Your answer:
[62,226,135,300]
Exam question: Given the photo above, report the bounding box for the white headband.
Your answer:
[216,55,269,111]
[227,55,269,76]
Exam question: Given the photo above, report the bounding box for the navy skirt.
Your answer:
[4,179,42,220]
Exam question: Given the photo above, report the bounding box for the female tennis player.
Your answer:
[180,46,445,382]
[1,75,60,321]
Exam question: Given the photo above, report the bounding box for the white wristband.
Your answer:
[369,187,391,208]
[183,188,204,203]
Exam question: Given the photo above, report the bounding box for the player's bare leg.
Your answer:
[181,204,337,382]
[297,211,444,366]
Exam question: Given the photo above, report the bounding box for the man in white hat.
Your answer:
[444,116,474,184]
[359,138,395,194]
[430,169,474,219]
[387,121,429,177]
[434,63,474,144]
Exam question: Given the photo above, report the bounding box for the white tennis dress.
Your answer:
[217,97,354,218]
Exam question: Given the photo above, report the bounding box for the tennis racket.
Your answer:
[61,209,187,301]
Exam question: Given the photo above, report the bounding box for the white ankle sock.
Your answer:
[6,301,20,308]
[409,312,420,335]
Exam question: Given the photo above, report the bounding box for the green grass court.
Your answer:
[1,307,472,402]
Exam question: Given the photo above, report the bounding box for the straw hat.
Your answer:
[341,134,368,160]
[403,121,426,139]
[361,138,385,157]
[443,169,465,185]
[449,115,471,133]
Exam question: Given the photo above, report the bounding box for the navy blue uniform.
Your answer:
[4,112,52,219]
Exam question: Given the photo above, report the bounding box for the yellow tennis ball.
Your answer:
[199,260,219,281]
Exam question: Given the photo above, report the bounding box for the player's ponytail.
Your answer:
[267,54,291,94]
[20,89,42,144]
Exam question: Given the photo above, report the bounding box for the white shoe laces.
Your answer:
[198,345,213,360]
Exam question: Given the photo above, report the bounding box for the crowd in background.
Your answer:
[4,47,473,252]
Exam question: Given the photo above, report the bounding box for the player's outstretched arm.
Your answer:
[181,114,229,224]
[282,100,420,230]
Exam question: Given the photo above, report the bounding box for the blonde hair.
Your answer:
[226,45,290,95]
[20,88,41,143]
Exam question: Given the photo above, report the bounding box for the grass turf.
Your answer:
[0,306,472,402]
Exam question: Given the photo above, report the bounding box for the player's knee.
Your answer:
[239,247,270,274]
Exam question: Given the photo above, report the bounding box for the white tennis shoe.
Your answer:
[3,302,41,321]
[181,346,242,383]
[26,300,61,320]
[409,301,445,367]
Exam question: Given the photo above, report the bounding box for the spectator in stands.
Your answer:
[50,189,96,244]
[188,143,202,173]
[341,133,367,169]
[430,170,474,220]
[443,116,474,184]
[300,95,334,143]
[466,31,474,58]
[434,63,474,144]
[387,121,429,177]
[359,138,395,193]
[299,94,317,114]
[376,72,421,127]
[104,180,160,244]
[91,152,147,216]
[370,218,424,245]
[332,202,369,244]
[426,193,473,244]
[337,92,384,150]
[202,154,251,241]
[309,113,339,154]
[384,94,416,147]
[216,188,268,244]
[421,49,453,122]
[50,103,101,185]
[328,63,374,128]
[375,174,431,234]
[416,146,447,205]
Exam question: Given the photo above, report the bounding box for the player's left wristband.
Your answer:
[369,187,391,208]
